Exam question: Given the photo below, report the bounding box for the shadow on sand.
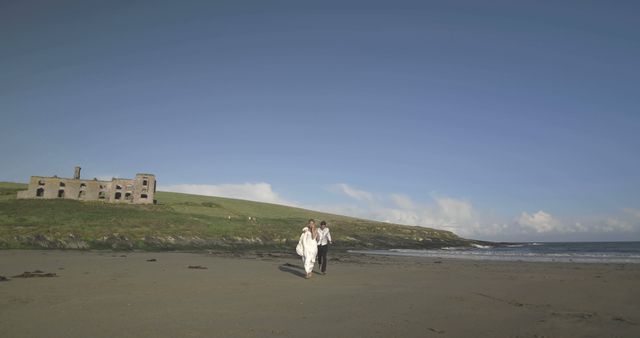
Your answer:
[279,263,307,278]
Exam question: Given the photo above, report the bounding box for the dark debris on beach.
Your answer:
[12,271,58,278]
[188,265,207,269]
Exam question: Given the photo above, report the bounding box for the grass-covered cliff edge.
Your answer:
[0,182,487,251]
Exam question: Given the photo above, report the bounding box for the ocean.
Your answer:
[350,241,640,264]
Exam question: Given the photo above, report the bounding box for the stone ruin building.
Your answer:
[17,166,156,204]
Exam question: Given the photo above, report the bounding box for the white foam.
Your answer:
[471,244,492,249]
[351,248,640,264]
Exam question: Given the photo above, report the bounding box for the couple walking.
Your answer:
[297,219,332,279]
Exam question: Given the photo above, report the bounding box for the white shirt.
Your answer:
[316,227,332,246]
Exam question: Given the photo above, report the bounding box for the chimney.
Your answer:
[74,166,81,180]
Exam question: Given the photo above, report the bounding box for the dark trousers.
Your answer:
[317,244,329,272]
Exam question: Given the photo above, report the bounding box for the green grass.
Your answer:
[0,182,477,251]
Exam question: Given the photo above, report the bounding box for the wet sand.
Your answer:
[1,250,639,337]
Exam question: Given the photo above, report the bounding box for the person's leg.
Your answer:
[318,245,328,273]
[316,245,322,267]
[321,245,328,273]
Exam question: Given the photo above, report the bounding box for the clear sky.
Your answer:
[2,0,639,241]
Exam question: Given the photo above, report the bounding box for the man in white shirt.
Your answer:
[316,220,332,274]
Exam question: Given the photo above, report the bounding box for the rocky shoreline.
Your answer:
[0,232,488,251]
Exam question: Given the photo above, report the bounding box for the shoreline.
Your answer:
[349,249,640,265]
[4,244,637,265]
[1,250,639,337]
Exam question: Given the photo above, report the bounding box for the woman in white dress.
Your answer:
[297,219,318,279]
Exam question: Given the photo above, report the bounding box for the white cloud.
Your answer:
[596,209,640,234]
[320,184,640,241]
[158,180,640,241]
[374,207,421,226]
[436,197,474,223]
[623,208,640,219]
[517,210,562,233]
[328,183,375,202]
[159,183,295,206]
[601,218,635,233]
[424,197,482,236]
[390,194,416,209]
[371,195,481,237]
[320,190,485,238]
[304,203,370,219]
[515,210,639,236]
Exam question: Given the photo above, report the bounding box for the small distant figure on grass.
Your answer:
[316,220,332,274]
[296,219,318,279]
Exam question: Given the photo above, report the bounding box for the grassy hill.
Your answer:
[0,182,481,251]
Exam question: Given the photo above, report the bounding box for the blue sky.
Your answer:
[2,0,639,241]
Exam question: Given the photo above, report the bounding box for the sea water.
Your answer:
[350,242,640,264]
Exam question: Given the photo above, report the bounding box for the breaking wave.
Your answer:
[350,242,640,264]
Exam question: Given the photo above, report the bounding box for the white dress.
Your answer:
[298,227,318,274]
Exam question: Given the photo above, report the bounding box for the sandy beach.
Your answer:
[1,250,639,338]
